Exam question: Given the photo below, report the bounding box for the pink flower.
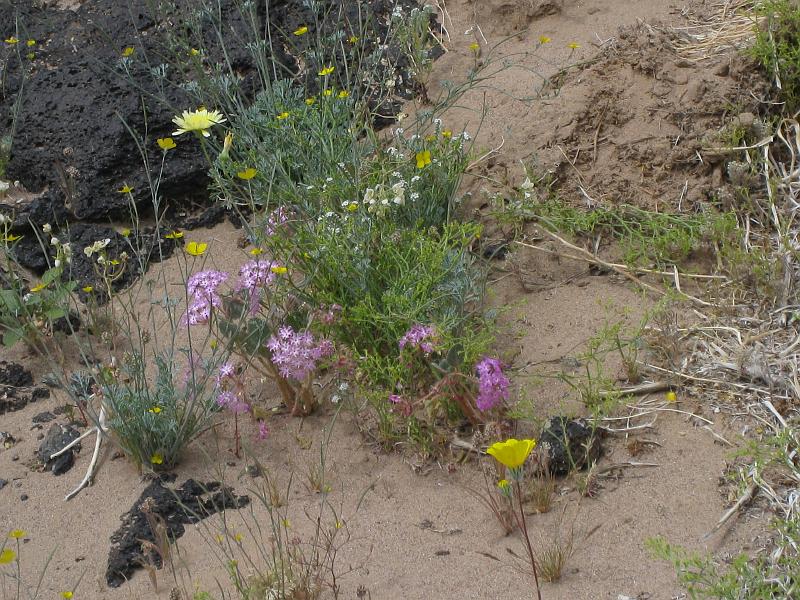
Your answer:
[236,260,277,314]
[399,324,437,354]
[266,326,334,382]
[475,357,510,411]
[264,207,290,237]
[184,270,228,325]
[217,390,250,414]
[256,420,269,441]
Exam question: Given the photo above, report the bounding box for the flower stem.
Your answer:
[514,481,542,600]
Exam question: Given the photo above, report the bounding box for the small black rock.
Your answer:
[20,494,28,501]
[37,424,81,475]
[32,411,56,424]
[0,479,7,490]
[539,416,602,475]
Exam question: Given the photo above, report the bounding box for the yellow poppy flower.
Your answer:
[118,185,134,194]
[415,150,431,169]
[486,438,536,469]
[157,137,176,150]
[337,90,349,99]
[82,285,94,293]
[271,265,288,275]
[148,406,162,414]
[186,241,208,256]
[0,549,15,564]
[30,283,48,293]
[276,111,290,120]
[172,108,226,137]
[164,231,184,239]
[323,89,333,97]
[122,46,134,57]
[305,97,316,106]
[318,65,334,76]
[666,391,677,403]
[568,42,580,49]
[150,453,164,465]
[249,247,263,256]
[237,168,257,180]
[5,37,19,45]
[61,593,74,599]
[348,35,359,44]
[26,39,35,47]
[8,529,26,539]
[539,36,551,44]
[293,26,308,36]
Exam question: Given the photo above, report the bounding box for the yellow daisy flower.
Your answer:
[172,108,226,137]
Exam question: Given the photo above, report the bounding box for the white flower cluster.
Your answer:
[83,238,111,257]
[362,179,406,216]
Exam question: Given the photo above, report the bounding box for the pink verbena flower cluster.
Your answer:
[236,259,278,314]
[266,326,334,382]
[264,207,290,237]
[185,270,229,325]
[215,362,250,414]
[398,324,437,354]
[475,357,510,411]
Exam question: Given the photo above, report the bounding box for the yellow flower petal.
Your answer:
[270,265,287,275]
[666,391,677,403]
[26,39,35,47]
[305,97,316,106]
[293,26,308,36]
[249,247,263,256]
[5,37,19,45]
[121,228,131,237]
[415,150,431,169]
[568,42,580,49]
[318,65,334,76]
[61,593,74,600]
[164,231,184,239]
[8,529,26,539]
[486,438,536,469]
[237,168,258,180]
[539,36,551,44]
[337,90,349,99]
[118,185,134,194]
[150,453,163,465]
[323,89,333,97]
[4,234,22,242]
[186,241,208,256]
[0,549,15,564]
[30,283,48,293]
[82,285,94,293]
[276,111,290,120]
[157,137,176,150]
[189,48,201,56]
[122,46,134,57]
[148,406,162,414]
[469,42,480,52]
[348,35,359,44]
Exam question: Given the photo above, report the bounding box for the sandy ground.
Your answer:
[1,1,771,599]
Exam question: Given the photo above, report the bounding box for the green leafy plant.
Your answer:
[750,0,800,111]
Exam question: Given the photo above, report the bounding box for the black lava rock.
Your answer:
[0,384,50,415]
[106,476,249,587]
[31,411,56,424]
[539,416,602,475]
[37,423,81,475]
[0,361,33,387]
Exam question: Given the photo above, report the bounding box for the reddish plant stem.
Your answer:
[514,481,543,600]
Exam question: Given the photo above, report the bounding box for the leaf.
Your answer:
[42,268,61,285]
[45,308,66,321]
[2,329,22,347]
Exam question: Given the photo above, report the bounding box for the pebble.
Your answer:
[20,494,28,501]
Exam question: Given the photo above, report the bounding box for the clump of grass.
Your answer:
[750,0,800,111]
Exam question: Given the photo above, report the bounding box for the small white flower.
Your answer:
[50,236,60,246]
[22,293,32,303]
[411,175,421,183]
[326,177,333,183]
[331,394,341,404]
[434,118,442,126]
[410,192,420,201]
[54,259,62,268]
[42,223,52,234]
[97,255,107,265]
[521,177,535,191]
